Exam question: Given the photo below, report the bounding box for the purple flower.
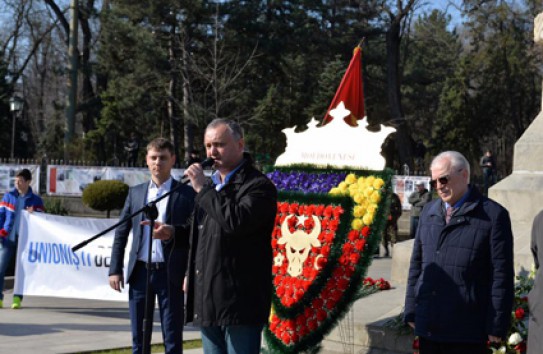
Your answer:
[267,170,348,194]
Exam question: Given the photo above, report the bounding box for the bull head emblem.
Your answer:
[278,215,321,277]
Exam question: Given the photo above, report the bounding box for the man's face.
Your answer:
[146,148,175,183]
[15,176,30,194]
[204,124,244,176]
[430,159,468,205]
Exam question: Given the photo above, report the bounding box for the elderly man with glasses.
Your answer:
[404,151,514,354]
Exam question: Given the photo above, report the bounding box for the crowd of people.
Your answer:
[3,127,543,354]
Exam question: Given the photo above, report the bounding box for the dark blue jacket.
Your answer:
[404,186,514,342]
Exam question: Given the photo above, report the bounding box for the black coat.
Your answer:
[404,186,514,342]
[185,156,278,326]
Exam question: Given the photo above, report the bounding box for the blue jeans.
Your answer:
[201,325,264,354]
[0,238,22,301]
[128,261,184,354]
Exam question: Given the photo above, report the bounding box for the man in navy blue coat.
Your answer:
[109,138,196,354]
[404,151,514,354]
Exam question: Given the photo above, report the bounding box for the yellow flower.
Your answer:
[353,205,366,218]
[373,178,385,189]
[329,187,342,195]
[357,177,366,186]
[366,175,376,186]
[338,182,348,191]
[371,191,381,203]
[269,304,275,323]
[351,218,363,230]
[345,173,357,185]
[367,204,377,213]
[363,213,374,225]
[353,192,364,204]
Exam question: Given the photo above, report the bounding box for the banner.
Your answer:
[0,164,40,194]
[391,175,431,210]
[14,212,131,301]
[46,166,186,196]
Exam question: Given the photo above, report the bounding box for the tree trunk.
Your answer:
[386,20,413,171]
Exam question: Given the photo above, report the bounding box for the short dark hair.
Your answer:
[146,138,175,155]
[16,168,32,181]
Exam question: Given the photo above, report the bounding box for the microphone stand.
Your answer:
[71,158,213,354]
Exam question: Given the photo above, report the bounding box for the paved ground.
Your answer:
[0,257,394,354]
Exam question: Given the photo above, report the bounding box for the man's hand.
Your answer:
[183,276,188,293]
[140,220,173,241]
[408,322,415,329]
[109,274,124,292]
[184,163,207,193]
[25,206,35,213]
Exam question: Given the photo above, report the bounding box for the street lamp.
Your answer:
[9,95,24,159]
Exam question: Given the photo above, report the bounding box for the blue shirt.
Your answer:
[211,159,245,191]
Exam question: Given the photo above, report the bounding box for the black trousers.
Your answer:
[419,336,488,354]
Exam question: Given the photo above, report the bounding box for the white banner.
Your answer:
[46,165,186,196]
[0,164,40,194]
[14,212,131,301]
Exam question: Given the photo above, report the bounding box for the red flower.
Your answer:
[312,298,324,308]
[349,253,360,265]
[361,226,370,237]
[304,217,315,230]
[316,309,327,322]
[354,239,366,251]
[412,337,420,350]
[280,331,291,345]
[515,307,525,320]
[364,277,375,286]
[279,203,289,213]
[323,205,334,217]
[329,219,339,231]
[315,205,325,216]
[515,342,526,352]
[289,203,299,214]
[348,230,360,241]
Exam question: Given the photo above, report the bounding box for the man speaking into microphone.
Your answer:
[184,119,277,354]
[109,138,195,354]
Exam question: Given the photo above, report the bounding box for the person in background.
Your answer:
[404,151,514,354]
[382,193,402,257]
[408,182,432,239]
[125,133,140,167]
[479,149,496,195]
[183,119,277,354]
[109,138,196,354]
[0,168,44,309]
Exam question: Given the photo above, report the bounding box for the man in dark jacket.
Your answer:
[404,151,514,354]
[184,119,277,354]
[109,138,196,354]
[408,182,432,239]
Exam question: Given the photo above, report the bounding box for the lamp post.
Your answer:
[9,95,24,159]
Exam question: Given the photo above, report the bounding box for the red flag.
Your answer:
[323,46,365,126]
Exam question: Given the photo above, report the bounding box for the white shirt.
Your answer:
[137,177,172,263]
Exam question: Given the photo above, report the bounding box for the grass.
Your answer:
[74,339,202,354]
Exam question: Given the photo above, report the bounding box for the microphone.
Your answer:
[200,157,215,168]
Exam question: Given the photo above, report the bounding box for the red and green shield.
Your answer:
[264,167,393,353]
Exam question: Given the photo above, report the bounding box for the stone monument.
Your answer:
[391,14,543,285]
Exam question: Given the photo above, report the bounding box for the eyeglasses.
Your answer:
[430,169,463,189]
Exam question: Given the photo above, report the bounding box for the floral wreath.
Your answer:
[264,166,393,353]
